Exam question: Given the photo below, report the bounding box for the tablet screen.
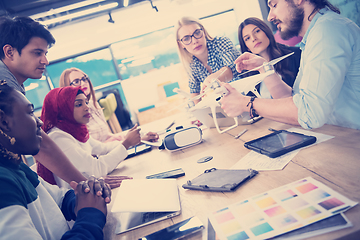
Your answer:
[244,130,316,158]
[249,131,308,152]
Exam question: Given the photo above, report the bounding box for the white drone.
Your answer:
[174,52,294,133]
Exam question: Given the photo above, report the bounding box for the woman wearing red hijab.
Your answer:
[37,86,140,189]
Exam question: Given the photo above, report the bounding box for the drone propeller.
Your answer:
[238,52,294,77]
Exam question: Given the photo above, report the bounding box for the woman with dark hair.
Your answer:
[238,17,301,90]
[0,81,108,239]
[37,86,139,189]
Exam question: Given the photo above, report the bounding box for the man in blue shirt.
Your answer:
[220,0,360,130]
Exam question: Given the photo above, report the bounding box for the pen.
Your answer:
[235,129,248,139]
[156,120,175,135]
[247,116,263,124]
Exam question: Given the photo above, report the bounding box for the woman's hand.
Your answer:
[70,176,108,216]
[235,52,266,74]
[141,132,159,142]
[201,74,219,93]
[219,82,250,117]
[201,67,232,93]
[103,175,133,189]
[122,124,141,149]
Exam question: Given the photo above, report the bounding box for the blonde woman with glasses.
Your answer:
[176,16,241,103]
[59,68,159,143]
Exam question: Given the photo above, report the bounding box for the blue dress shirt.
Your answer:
[292,8,360,129]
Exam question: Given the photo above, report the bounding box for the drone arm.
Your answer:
[211,105,239,134]
[189,93,200,103]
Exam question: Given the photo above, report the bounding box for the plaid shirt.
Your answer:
[188,36,241,93]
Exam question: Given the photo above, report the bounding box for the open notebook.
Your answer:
[111,179,181,234]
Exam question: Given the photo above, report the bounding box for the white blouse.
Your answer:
[48,127,128,189]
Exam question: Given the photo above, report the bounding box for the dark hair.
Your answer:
[286,0,340,20]
[238,17,295,81]
[0,81,16,116]
[0,16,55,59]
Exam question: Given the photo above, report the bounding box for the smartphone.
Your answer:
[244,130,317,158]
[146,168,185,179]
[139,216,204,240]
[125,144,152,159]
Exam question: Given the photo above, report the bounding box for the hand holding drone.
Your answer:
[173,52,294,133]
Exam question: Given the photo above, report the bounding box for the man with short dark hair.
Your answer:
[0,16,88,186]
[220,0,360,130]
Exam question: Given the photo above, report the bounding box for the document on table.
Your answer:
[207,177,357,240]
[231,128,334,171]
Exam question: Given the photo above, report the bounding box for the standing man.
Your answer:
[220,0,360,130]
[0,16,123,190]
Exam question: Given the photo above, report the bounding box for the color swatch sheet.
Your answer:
[208,177,357,240]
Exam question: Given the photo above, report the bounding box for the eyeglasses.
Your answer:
[179,28,203,45]
[70,76,89,86]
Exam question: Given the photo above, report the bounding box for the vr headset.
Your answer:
[162,126,203,152]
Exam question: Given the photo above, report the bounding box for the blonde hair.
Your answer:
[59,68,98,108]
[175,16,213,78]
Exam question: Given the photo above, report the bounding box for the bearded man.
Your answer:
[220,0,360,130]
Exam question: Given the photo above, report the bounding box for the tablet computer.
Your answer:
[244,130,316,158]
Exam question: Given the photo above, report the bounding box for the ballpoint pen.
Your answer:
[235,129,248,139]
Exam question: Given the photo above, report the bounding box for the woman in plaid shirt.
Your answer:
[176,16,242,103]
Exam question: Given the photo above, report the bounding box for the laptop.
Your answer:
[111,179,181,234]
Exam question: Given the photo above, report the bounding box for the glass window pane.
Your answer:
[201,10,240,50]
[24,76,51,111]
[111,27,180,80]
[45,48,130,111]
[46,48,118,88]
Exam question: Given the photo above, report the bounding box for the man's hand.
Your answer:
[235,52,266,74]
[219,82,250,117]
[70,176,108,216]
[103,175,133,189]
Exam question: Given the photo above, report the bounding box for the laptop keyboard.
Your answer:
[142,212,173,223]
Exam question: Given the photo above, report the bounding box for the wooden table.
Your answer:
[104,116,360,240]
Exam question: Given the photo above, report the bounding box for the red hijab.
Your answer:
[37,86,89,185]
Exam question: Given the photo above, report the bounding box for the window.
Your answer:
[46,48,118,88]
[24,76,51,111]
[111,27,180,80]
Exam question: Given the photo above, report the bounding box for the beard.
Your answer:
[279,2,304,40]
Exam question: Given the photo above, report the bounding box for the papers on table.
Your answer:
[208,177,357,240]
[111,179,180,213]
[231,128,334,171]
